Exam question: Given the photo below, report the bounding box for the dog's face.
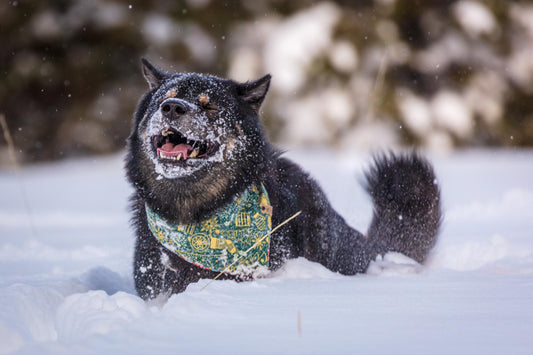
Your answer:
[127,59,272,222]
[134,59,271,180]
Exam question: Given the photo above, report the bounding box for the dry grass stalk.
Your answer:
[0,114,38,237]
[200,210,302,291]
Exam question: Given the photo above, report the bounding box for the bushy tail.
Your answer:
[364,152,442,263]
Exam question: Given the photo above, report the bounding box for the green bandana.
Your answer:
[145,183,273,277]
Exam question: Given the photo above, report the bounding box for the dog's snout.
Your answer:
[161,99,188,120]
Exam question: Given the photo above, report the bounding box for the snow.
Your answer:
[397,90,433,136]
[141,15,215,66]
[328,41,359,73]
[140,79,236,179]
[453,1,497,38]
[510,3,533,38]
[432,90,473,139]
[1,149,533,354]
[280,88,354,145]
[264,2,341,94]
[142,13,178,46]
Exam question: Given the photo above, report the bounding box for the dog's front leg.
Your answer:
[134,228,194,300]
[133,232,170,300]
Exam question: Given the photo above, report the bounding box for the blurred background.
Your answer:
[1,0,532,166]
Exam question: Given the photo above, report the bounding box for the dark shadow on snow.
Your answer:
[81,267,136,295]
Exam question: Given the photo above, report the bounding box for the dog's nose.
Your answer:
[160,99,188,120]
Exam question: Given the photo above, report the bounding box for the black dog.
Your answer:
[126,59,442,300]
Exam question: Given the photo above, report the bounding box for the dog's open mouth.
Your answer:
[153,128,218,162]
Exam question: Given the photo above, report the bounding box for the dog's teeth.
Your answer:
[162,128,174,136]
[176,153,182,161]
[189,149,198,158]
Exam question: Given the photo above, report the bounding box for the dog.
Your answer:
[125,58,442,300]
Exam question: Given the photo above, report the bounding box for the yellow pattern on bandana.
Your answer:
[145,183,272,277]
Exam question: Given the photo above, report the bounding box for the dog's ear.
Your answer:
[236,74,271,112]
[141,58,167,89]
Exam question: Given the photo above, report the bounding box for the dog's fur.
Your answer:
[126,59,442,300]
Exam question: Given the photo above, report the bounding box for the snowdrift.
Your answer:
[1,150,532,354]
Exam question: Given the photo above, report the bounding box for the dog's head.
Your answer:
[126,58,272,222]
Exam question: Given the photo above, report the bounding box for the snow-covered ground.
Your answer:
[1,149,532,354]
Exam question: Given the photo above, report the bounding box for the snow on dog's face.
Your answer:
[136,59,270,180]
[127,59,271,223]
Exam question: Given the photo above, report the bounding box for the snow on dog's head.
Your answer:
[132,58,271,180]
[125,58,273,223]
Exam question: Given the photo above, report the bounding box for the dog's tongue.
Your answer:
[161,142,191,159]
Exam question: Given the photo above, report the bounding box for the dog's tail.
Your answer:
[364,152,442,264]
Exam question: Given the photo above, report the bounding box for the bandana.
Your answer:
[145,183,273,277]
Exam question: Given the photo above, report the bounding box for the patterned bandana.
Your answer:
[145,183,273,277]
